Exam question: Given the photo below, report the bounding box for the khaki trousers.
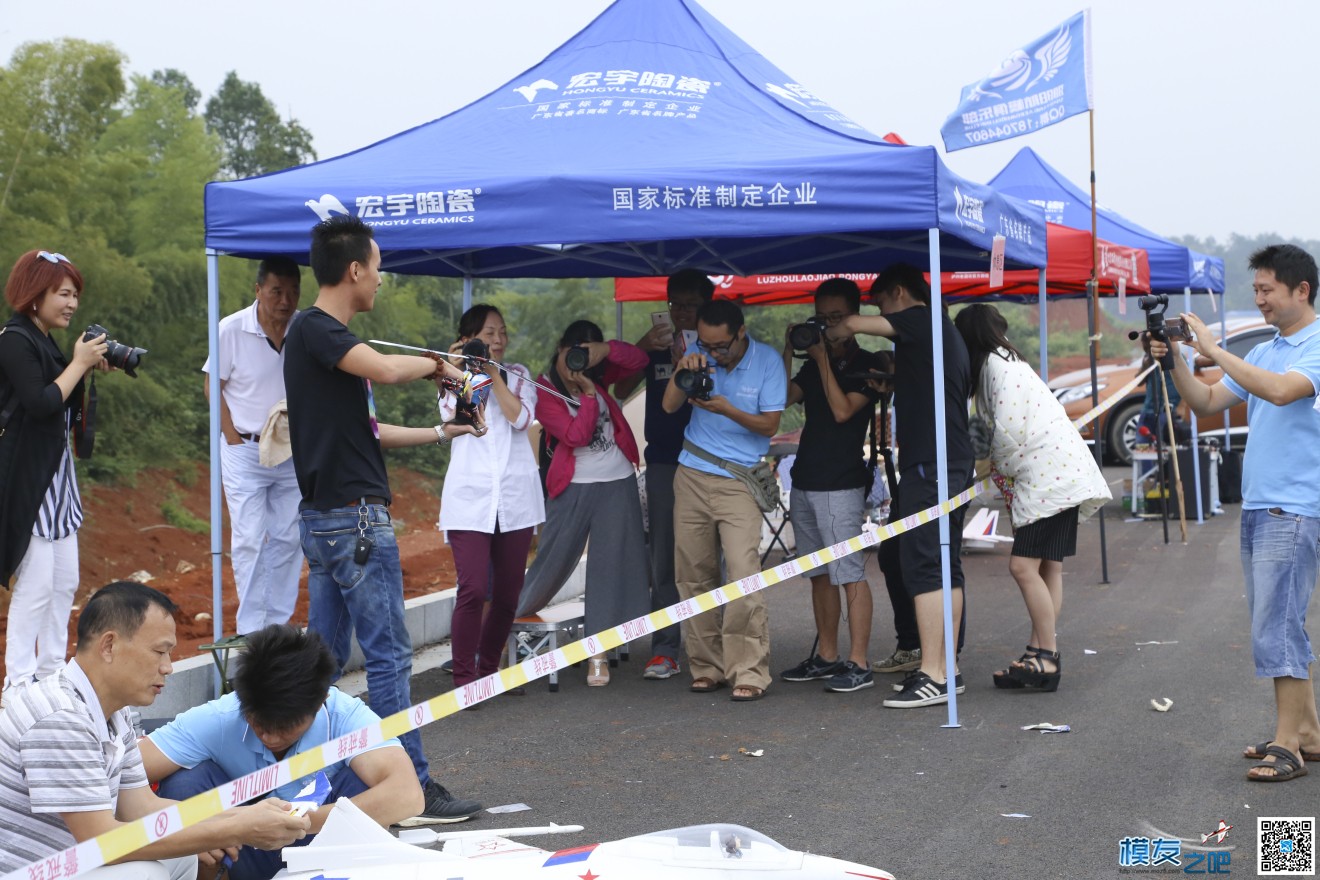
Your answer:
[673,464,770,691]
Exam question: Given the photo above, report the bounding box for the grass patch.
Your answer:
[161,495,209,534]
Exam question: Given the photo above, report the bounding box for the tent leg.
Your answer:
[1086,280,1109,584]
[1220,297,1230,451]
[462,275,473,313]
[1038,268,1048,383]
[1184,286,1203,524]
[206,250,224,698]
[928,228,959,730]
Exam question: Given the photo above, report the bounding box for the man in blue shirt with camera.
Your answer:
[663,300,786,702]
[1154,244,1320,783]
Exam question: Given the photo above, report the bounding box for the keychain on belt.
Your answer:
[354,504,374,564]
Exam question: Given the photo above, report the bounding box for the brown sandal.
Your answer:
[730,685,766,702]
[689,677,725,693]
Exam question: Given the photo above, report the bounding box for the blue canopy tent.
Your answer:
[202,0,1048,722]
[989,146,1228,527]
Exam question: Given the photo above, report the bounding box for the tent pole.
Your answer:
[462,275,473,312]
[1184,286,1203,524]
[206,249,224,697]
[1038,268,1048,382]
[1087,110,1110,584]
[929,228,959,729]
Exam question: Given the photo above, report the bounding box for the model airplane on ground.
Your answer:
[273,798,896,880]
[961,507,1014,551]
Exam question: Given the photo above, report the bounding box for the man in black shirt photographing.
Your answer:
[828,264,974,708]
[778,278,884,693]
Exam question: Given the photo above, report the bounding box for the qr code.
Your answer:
[1259,817,1315,875]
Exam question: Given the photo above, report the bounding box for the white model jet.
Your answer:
[961,507,1014,551]
[275,798,896,880]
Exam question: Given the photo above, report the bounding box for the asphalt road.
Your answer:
[406,468,1317,879]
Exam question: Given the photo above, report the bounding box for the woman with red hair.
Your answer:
[0,250,107,697]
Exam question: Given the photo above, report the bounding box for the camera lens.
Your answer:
[564,345,590,372]
[789,323,821,351]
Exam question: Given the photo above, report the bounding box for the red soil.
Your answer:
[0,466,454,679]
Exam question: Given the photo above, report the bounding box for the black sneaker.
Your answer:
[825,661,874,693]
[882,671,949,708]
[893,670,964,694]
[440,658,454,674]
[395,780,482,826]
[780,654,846,682]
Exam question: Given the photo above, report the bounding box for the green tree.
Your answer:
[204,71,315,179]
[149,68,200,112]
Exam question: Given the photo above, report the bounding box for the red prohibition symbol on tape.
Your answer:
[586,636,600,654]
[414,706,425,726]
[154,812,169,838]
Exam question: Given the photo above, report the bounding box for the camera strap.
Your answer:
[74,376,96,460]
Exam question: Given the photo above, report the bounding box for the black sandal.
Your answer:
[993,646,1040,690]
[1003,648,1061,692]
[1247,745,1308,782]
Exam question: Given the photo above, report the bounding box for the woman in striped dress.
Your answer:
[0,250,107,696]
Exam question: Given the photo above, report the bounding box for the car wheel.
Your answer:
[1104,398,1146,467]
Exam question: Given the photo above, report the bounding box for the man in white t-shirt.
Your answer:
[0,581,308,878]
[203,257,303,635]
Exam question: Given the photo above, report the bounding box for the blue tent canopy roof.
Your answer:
[987,147,1225,293]
[204,0,1046,277]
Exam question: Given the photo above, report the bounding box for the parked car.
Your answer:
[1049,315,1269,466]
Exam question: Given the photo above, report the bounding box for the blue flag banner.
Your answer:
[940,9,1093,152]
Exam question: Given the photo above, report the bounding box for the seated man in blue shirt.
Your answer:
[663,300,787,702]
[140,625,425,880]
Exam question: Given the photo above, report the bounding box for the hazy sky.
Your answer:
[1,0,1314,244]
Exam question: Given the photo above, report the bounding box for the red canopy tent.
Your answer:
[613,223,1149,305]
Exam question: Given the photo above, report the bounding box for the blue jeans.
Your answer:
[1241,507,1320,679]
[299,505,429,784]
[156,760,368,880]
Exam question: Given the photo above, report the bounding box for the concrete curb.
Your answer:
[146,555,588,720]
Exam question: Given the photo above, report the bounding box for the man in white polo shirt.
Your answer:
[203,257,303,635]
[0,581,308,878]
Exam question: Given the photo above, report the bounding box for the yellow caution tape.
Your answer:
[11,363,1146,879]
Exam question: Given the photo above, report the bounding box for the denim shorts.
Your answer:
[1241,506,1320,679]
[789,487,867,585]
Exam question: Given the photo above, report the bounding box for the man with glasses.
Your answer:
[777,278,884,693]
[662,300,786,701]
[141,624,424,880]
[614,269,714,681]
[202,257,304,637]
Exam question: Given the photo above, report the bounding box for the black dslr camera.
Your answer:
[788,316,828,351]
[83,324,146,377]
[1126,294,1190,369]
[459,338,489,371]
[564,344,590,373]
[674,367,715,401]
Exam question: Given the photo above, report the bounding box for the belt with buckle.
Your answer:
[350,495,390,508]
[237,432,260,442]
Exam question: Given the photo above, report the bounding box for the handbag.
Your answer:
[682,438,780,513]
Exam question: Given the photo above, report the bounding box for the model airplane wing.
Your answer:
[962,507,1014,549]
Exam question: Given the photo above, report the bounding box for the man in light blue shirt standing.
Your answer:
[1155,244,1320,784]
[663,300,786,701]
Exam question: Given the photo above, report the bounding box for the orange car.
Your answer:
[1048,315,1270,465]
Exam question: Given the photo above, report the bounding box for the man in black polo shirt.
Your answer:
[830,263,974,708]
[777,278,884,693]
[614,268,714,680]
[284,214,482,822]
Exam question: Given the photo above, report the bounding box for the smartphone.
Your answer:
[651,310,674,346]
[1163,317,1193,341]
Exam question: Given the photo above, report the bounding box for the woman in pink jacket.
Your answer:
[515,320,650,687]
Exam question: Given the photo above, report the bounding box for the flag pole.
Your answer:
[1087,109,1109,583]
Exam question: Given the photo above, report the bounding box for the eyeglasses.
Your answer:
[667,300,702,312]
[37,251,70,264]
[814,312,849,325]
[697,338,737,356]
